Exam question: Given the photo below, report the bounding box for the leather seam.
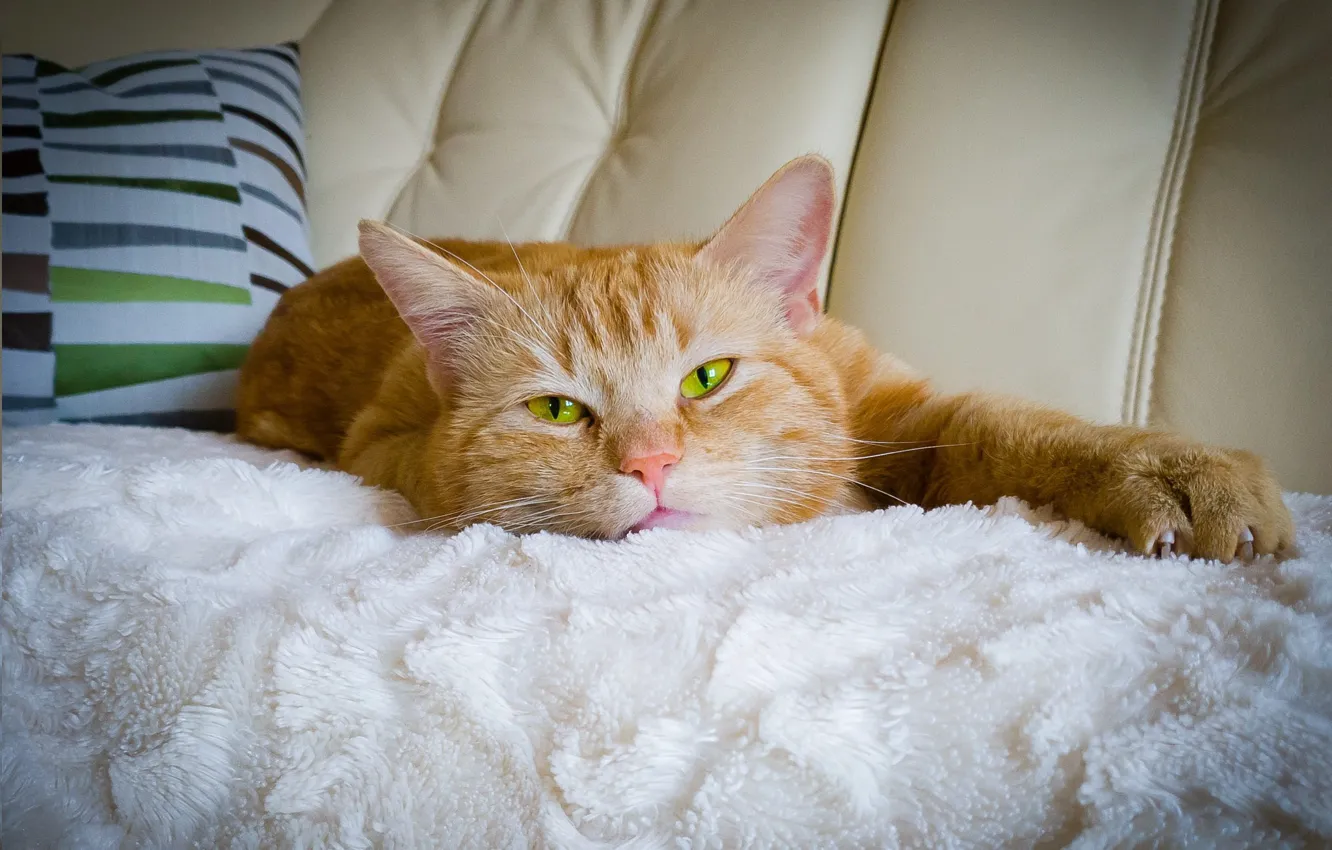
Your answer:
[560,0,662,240]
[384,0,489,222]
[824,0,898,314]
[1121,0,1219,426]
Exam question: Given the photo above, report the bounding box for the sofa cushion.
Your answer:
[1,44,313,429]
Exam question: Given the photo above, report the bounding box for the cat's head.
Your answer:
[360,155,860,537]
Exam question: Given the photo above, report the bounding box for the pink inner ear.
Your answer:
[696,157,836,335]
[357,220,494,393]
[784,180,834,329]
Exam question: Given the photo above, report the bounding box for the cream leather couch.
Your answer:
[7,0,1330,492]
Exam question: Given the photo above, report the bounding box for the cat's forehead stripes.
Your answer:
[565,267,686,405]
[468,244,795,422]
[543,255,692,358]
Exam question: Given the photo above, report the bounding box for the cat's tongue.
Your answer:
[628,507,694,534]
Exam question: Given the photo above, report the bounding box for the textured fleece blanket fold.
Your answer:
[3,424,1331,848]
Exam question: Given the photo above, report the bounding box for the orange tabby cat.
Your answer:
[236,156,1293,561]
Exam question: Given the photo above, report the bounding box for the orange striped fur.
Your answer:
[238,157,1292,561]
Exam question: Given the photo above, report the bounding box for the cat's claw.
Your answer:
[1149,527,1258,561]
[1112,446,1291,563]
[1238,526,1255,562]
[1151,529,1176,559]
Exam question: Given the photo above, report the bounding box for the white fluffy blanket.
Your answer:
[3,424,1332,849]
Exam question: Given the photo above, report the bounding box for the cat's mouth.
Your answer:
[626,507,696,535]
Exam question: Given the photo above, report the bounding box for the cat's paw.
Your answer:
[1099,443,1294,563]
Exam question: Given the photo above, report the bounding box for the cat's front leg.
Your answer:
[858,389,1295,562]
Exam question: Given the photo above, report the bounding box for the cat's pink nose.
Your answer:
[620,450,680,496]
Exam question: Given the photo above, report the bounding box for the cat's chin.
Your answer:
[625,507,698,535]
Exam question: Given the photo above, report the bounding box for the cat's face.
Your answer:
[362,156,858,537]
[430,250,857,537]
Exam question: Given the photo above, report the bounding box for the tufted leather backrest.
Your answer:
[5,0,1330,491]
[829,1,1216,428]
[298,0,890,283]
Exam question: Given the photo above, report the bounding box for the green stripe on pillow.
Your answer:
[54,342,250,396]
[50,267,251,304]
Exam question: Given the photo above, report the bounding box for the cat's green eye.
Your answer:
[526,395,587,424]
[681,358,734,399]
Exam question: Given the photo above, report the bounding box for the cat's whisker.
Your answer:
[826,435,934,446]
[457,502,559,527]
[494,213,564,346]
[723,486,851,525]
[466,324,567,376]
[386,499,534,529]
[448,495,553,519]
[427,243,560,353]
[496,214,536,296]
[506,506,597,535]
[749,442,975,464]
[400,309,543,363]
[468,321,548,362]
[719,492,783,523]
[724,490,813,520]
[743,465,910,506]
[386,514,445,529]
[441,506,571,533]
[378,221,559,353]
[503,502,576,521]
[726,484,856,524]
[733,481,848,511]
[408,296,544,355]
[505,498,595,523]
[412,495,555,533]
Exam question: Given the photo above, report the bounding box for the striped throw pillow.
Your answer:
[2,43,313,430]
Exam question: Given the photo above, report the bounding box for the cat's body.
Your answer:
[238,156,1292,560]
[239,238,885,533]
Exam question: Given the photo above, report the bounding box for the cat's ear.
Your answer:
[358,220,498,391]
[694,155,836,335]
